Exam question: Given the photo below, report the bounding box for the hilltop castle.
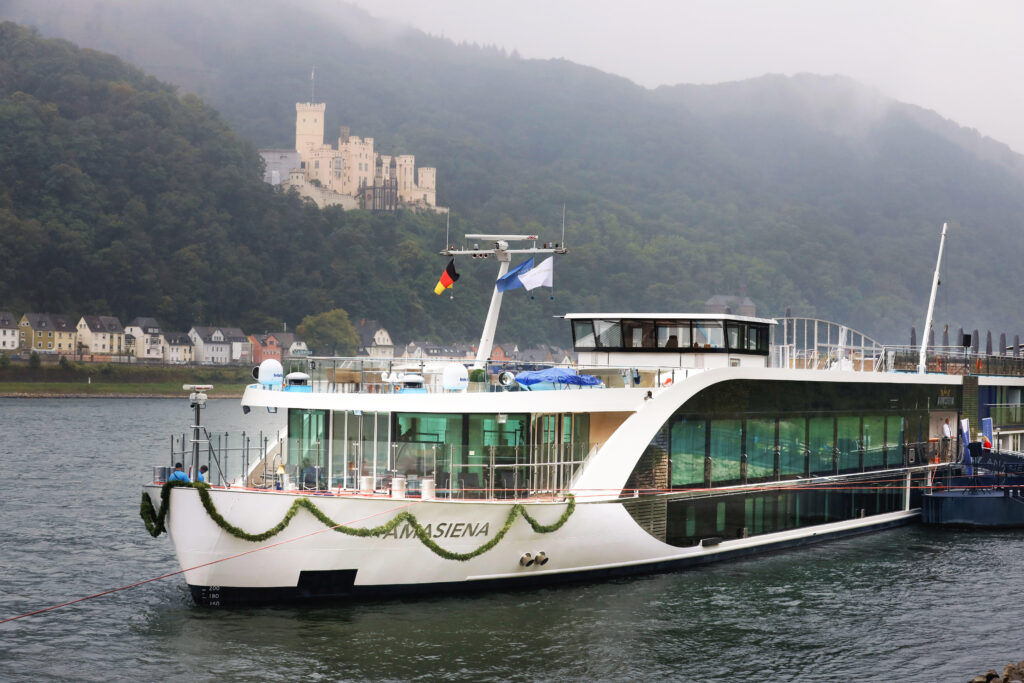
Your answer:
[260,102,443,212]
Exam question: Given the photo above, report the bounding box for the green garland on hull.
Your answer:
[140,481,575,562]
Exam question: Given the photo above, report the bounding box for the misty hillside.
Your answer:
[4,1,1024,344]
[0,22,481,344]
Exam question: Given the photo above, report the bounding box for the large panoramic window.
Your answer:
[837,416,861,473]
[746,418,776,480]
[885,416,904,467]
[710,419,743,483]
[778,417,806,477]
[395,413,464,489]
[671,418,706,487]
[809,417,835,475]
[664,479,910,547]
[862,416,885,469]
[288,408,327,489]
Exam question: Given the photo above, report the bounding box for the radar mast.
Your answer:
[441,234,567,369]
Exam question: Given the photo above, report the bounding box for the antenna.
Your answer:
[311,66,316,102]
[445,212,450,252]
[918,222,949,374]
[561,203,566,248]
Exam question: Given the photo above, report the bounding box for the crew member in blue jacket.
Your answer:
[167,462,190,483]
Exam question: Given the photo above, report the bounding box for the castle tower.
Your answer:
[295,102,326,165]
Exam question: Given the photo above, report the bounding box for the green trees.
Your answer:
[296,309,360,356]
[3,14,1024,345]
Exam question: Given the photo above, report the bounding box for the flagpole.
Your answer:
[474,258,511,369]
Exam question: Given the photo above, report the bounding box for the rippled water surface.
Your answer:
[1,398,1022,681]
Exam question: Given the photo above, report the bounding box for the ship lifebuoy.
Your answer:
[663,378,673,387]
[976,358,983,373]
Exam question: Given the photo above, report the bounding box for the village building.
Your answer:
[489,343,520,363]
[250,333,283,364]
[705,294,756,317]
[189,326,231,365]
[402,341,472,360]
[76,316,125,356]
[19,313,76,355]
[124,317,165,361]
[0,311,17,351]
[221,327,252,364]
[163,332,194,364]
[275,332,310,359]
[354,319,394,358]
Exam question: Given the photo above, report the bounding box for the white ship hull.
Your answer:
[147,484,919,605]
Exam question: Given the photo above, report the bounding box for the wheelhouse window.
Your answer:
[572,320,595,348]
[693,321,724,349]
[657,323,691,349]
[573,317,768,353]
[594,320,622,348]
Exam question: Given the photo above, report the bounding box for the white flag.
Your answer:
[519,256,553,290]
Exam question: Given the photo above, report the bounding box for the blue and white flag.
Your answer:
[519,256,553,291]
[496,257,534,292]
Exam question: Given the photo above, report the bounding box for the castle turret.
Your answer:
[295,102,326,165]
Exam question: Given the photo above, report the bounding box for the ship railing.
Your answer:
[769,343,883,372]
[166,428,279,488]
[874,346,1024,377]
[283,356,708,393]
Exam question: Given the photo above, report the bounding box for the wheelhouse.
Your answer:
[566,313,774,371]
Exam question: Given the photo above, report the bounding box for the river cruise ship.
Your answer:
[142,234,1024,605]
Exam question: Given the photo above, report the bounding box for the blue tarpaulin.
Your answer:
[514,368,602,387]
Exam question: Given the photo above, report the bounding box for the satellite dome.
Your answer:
[441,363,469,391]
[257,359,284,389]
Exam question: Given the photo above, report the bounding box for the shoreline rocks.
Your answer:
[970,661,1024,682]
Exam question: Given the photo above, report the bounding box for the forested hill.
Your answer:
[0,23,484,343]
[5,2,1024,344]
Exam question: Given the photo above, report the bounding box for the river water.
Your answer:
[0,397,1021,681]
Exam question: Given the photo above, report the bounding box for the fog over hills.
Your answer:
[4,0,1024,344]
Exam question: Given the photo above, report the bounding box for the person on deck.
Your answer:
[197,465,209,483]
[941,418,952,462]
[167,463,190,483]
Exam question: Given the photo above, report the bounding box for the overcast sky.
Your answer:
[342,0,1024,153]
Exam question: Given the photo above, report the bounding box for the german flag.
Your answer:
[433,258,460,294]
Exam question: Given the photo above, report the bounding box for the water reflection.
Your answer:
[1,399,1023,681]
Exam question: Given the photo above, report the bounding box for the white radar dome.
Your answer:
[257,359,284,389]
[441,363,469,391]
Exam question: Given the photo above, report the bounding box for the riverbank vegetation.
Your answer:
[0,356,251,397]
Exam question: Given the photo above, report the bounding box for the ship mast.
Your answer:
[441,234,567,369]
[918,222,949,374]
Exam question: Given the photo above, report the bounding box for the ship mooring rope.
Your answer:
[0,498,422,626]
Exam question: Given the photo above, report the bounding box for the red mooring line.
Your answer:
[0,498,422,626]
